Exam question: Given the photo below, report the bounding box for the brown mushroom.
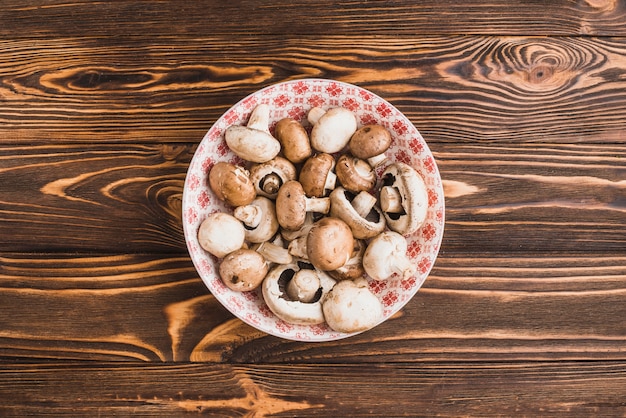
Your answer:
[306,217,354,271]
[335,154,376,193]
[299,153,337,198]
[275,180,331,231]
[349,124,392,167]
[274,118,312,164]
[249,157,297,199]
[208,162,256,207]
[328,239,366,281]
[379,162,428,235]
[225,104,281,163]
[219,248,269,292]
[329,187,386,239]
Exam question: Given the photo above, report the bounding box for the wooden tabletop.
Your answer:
[2,1,626,416]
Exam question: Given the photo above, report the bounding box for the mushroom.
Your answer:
[252,240,293,265]
[286,268,321,303]
[274,117,312,164]
[335,154,376,193]
[262,263,336,325]
[307,107,357,153]
[233,196,279,243]
[306,216,354,271]
[208,162,256,207]
[329,239,366,281]
[321,278,383,333]
[197,212,246,258]
[299,153,337,198]
[249,157,297,199]
[219,248,269,292]
[349,124,392,167]
[280,211,315,242]
[275,180,331,231]
[379,162,428,236]
[224,103,281,163]
[329,187,386,239]
[362,231,416,281]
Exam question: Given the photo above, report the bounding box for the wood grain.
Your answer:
[0,362,624,416]
[1,253,624,362]
[1,36,626,144]
[2,0,626,37]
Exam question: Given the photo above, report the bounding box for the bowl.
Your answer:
[182,79,444,341]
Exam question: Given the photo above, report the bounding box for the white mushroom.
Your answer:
[197,212,245,258]
[233,196,279,243]
[329,187,386,239]
[286,269,321,303]
[219,248,269,292]
[249,157,297,199]
[262,263,336,325]
[362,231,416,281]
[307,107,357,153]
[322,278,383,333]
[379,162,429,236]
[225,104,281,163]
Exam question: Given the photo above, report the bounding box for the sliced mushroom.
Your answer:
[335,154,376,193]
[219,248,269,292]
[197,212,246,258]
[329,187,386,239]
[233,196,279,243]
[249,156,297,199]
[379,162,428,236]
[306,217,354,271]
[362,231,416,281]
[262,263,336,325]
[275,180,331,231]
[299,153,337,198]
[322,278,383,333]
[307,107,357,153]
[349,124,392,167]
[274,117,312,164]
[225,104,281,163]
[208,162,256,207]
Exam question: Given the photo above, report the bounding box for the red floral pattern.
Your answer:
[182,79,444,342]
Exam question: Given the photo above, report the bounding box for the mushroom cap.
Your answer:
[262,263,336,325]
[349,124,392,160]
[275,180,307,231]
[197,212,245,258]
[328,239,366,281]
[308,107,357,153]
[362,231,414,281]
[335,154,376,193]
[249,157,297,199]
[380,162,429,235]
[234,196,279,243]
[322,279,383,333]
[306,217,354,271]
[274,118,312,164]
[299,153,336,198]
[208,162,256,207]
[329,187,386,239]
[219,248,269,292]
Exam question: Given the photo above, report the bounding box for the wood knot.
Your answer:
[528,65,555,84]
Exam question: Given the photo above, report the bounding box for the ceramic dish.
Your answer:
[182,79,444,341]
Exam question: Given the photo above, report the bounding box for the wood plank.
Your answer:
[1,253,624,362]
[1,142,626,253]
[1,36,626,144]
[0,362,624,416]
[2,0,626,37]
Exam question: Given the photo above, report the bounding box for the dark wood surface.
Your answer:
[1,1,626,416]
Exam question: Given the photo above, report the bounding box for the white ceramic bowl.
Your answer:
[182,79,444,341]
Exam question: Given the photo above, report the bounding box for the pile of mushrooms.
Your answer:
[197,103,428,334]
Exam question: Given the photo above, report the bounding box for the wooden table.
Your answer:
[1,1,625,416]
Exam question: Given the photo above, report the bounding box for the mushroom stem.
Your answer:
[287,235,308,260]
[367,153,388,167]
[260,173,283,196]
[286,269,321,303]
[233,204,263,229]
[324,170,337,193]
[307,107,326,125]
[253,241,293,265]
[391,254,416,279]
[351,191,377,219]
[246,103,271,132]
[380,186,403,213]
[305,196,331,214]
